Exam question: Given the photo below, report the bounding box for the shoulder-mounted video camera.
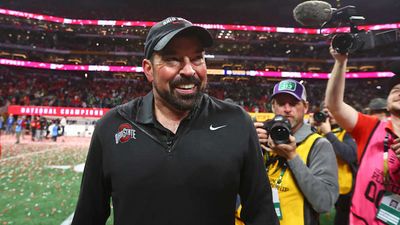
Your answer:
[325,6,398,54]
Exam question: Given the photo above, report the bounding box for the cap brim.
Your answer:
[270,91,303,101]
[153,26,213,51]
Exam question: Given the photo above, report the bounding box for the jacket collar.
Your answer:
[294,122,314,144]
[136,91,154,125]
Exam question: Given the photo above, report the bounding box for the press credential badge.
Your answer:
[376,192,400,225]
[272,188,282,220]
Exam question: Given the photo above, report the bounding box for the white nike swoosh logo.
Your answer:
[209,124,227,131]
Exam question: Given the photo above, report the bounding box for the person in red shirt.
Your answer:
[325,46,400,225]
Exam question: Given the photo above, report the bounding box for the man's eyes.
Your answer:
[162,55,204,65]
[277,102,297,107]
[164,57,180,62]
[191,56,205,65]
[392,88,400,93]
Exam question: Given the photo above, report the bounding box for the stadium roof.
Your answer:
[1,0,399,27]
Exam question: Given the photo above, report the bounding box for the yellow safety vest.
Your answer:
[330,127,353,195]
[235,205,245,225]
[267,133,320,225]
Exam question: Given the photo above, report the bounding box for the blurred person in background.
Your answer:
[23,116,30,138]
[30,116,38,141]
[37,116,47,141]
[5,113,14,135]
[367,97,390,121]
[59,116,67,142]
[48,120,59,142]
[310,101,357,225]
[325,46,400,225]
[72,17,278,225]
[0,115,3,135]
[253,79,338,225]
[15,116,23,144]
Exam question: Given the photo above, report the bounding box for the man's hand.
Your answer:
[392,137,400,159]
[309,114,331,135]
[267,135,297,161]
[330,46,348,63]
[254,122,268,144]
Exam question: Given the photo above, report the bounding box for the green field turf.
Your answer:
[0,143,334,225]
[0,147,85,224]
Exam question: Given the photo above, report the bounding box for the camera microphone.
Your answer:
[293,0,333,27]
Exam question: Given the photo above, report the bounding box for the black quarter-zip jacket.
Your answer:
[72,92,279,225]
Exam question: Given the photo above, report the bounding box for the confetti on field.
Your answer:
[0,135,90,225]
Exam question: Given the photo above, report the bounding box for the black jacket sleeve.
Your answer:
[71,126,111,225]
[239,116,280,225]
[325,132,357,165]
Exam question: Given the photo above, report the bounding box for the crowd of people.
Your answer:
[1,13,399,73]
[0,114,66,143]
[0,66,388,115]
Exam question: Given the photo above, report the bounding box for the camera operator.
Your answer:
[310,101,357,225]
[254,79,338,225]
[325,46,400,224]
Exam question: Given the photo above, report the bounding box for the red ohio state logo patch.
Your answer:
[115,123,136,144]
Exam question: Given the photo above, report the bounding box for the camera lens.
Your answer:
[270,125,290,144]
[332,34,354,54]
[313,112,327,123]
[264,115,291,144]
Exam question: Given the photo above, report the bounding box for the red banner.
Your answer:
[7,105,110,118]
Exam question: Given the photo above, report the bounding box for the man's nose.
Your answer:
[179,57,195,77]
[283,103,292,112]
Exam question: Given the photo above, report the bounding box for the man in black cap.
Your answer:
[71,17,278,225]
[325,46,400,225]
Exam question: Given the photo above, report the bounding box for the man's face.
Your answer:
[271,93,308,133]
[143,35,207,112]
[387,83,400,116]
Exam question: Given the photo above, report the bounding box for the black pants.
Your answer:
[334,194,352,225]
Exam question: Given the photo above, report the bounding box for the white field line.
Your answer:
[61,212,74,225]
[61,163,84,225]
[73,163,85,173]
[45,165,72,170]
[0,146,67,162]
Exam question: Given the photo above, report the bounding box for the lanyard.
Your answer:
[383,132,390,187]
[274,164,287,188]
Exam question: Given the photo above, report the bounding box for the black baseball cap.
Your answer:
[386,61,400,94]
[144,17,213,59]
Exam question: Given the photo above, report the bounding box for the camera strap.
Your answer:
[383,132,390,188]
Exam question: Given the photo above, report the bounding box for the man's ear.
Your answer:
[142,59,154,82]
[303,101,309,114]
[271,99,276,113]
